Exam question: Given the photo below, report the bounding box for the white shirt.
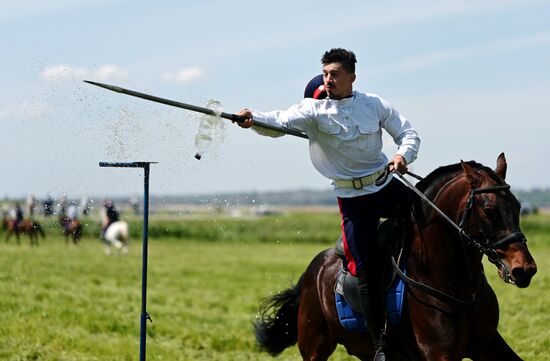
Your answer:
[251,91,420,197]
[67,205,78,219]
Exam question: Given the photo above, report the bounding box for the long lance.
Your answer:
[84,80,308,139]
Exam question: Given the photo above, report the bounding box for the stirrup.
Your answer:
[373,348,386,361]
[373,343,386,361]
[372,332,387,361]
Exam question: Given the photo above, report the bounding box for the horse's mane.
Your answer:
[415,160,500,196]
[412,160,502,225]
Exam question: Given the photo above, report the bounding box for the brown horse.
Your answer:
[3,217,45,246]
[255,154,537,361]
[59,216,83,244]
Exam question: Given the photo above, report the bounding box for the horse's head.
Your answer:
[459,153,537,288]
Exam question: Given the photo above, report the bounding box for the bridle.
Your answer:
[456,183,527,284]
[383,170,527,305]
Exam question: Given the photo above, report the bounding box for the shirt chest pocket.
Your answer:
[354,121,382,158]
[357,121,380,135]
[317,116,342,135]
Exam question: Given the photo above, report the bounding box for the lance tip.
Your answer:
[83,80,123,93]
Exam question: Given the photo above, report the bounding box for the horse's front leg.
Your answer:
[473,331,523,361]
[408,297,468,361]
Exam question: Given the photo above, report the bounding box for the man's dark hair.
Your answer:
[321,48,357,73]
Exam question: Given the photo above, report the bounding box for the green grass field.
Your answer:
[0,212,548,360]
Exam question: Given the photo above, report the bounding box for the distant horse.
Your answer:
[59,216,83,244]
[103,221,129,255]
[3,217,45,246]
[255,154,537,361]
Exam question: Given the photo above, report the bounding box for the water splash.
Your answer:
[106,107,142,159]
[193,100,226,160]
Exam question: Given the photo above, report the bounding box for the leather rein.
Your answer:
[377,170,527,305]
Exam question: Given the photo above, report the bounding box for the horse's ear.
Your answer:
[495,152,507,180]
[461,160,481,186]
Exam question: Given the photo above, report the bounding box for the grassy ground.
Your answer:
[0,213,548,360]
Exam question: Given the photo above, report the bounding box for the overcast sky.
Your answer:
[1,0,549,200]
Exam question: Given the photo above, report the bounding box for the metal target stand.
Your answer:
[99,161,157,361]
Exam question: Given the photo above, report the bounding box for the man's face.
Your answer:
[322,62,356,100]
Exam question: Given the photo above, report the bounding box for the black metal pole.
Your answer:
[99,161,157,361]
[139,163,150,361]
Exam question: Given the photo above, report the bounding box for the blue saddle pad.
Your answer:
[335,266,406,332]
[335,292,367,332]
[386,268,406,327]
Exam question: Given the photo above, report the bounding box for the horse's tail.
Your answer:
[254,274,303,356]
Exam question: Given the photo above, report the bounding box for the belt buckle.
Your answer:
[352,178,363,189]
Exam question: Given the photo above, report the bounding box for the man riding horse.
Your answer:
[236,48,420,361]
[14,203,24,229]
[59,200,83,244]
[4,203,44,244]
[101,199,120,240]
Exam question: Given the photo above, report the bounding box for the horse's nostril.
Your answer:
[511,266,537,288]
[526,265,537,277]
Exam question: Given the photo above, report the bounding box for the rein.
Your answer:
[381,170,526,305]
[391,256,486,306]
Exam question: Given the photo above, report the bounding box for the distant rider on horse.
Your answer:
[14,203,24,229]
[102,199,119,240]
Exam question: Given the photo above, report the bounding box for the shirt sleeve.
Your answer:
[250,100,314,138]
[379,98,420,165]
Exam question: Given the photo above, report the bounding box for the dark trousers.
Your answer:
[338,177,412,351]
[337,177,412,277]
